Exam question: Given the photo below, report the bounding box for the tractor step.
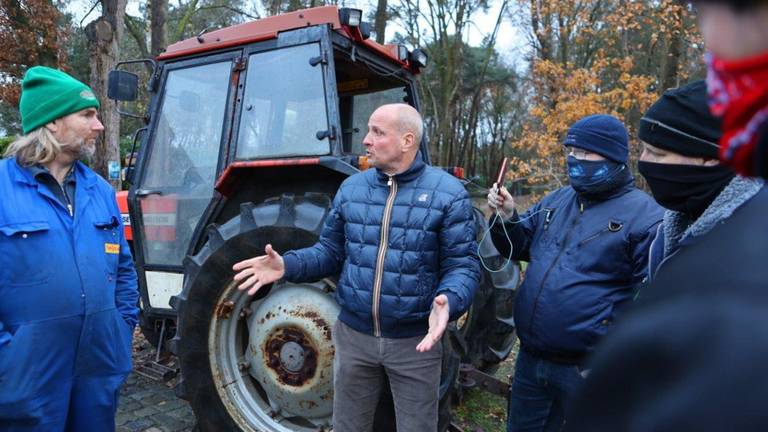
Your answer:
[458,363,511,399]
[135,360,178,382]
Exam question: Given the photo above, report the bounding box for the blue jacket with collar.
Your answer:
[0,157,139,425]
[283,155,480,338]
[491,180,662,361]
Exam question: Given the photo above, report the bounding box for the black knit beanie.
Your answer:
[638,81,722,159]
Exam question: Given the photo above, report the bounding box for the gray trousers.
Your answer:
[332,320,443,432]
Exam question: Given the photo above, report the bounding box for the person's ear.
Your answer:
[45,120,59,133]
[401,132,416,153]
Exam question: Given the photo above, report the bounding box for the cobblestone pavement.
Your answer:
[116,330,195,432]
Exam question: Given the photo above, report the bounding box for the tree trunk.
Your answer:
[660,2,683,92]
[374,0,387,44]
[151,0,168,56]
[86,0,126,190]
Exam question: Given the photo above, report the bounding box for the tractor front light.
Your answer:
[410,48,429,69]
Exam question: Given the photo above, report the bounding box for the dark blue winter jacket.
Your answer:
[0,157,139,424]
[283,155,480,338]
[490,180,662,362]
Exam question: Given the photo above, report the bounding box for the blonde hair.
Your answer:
[3,127,63,166]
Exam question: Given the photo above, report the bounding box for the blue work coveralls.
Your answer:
[0,157,139,431]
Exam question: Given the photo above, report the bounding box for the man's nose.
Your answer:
[93,118,105,131]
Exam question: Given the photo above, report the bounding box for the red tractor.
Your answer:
[110,6,518,430]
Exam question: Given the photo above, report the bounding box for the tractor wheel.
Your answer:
[169,193,458,431]
[458,208,520,372]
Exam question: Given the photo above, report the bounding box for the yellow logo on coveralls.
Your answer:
[105,243,120,254]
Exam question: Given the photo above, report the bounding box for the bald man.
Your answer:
[233,104,480,431]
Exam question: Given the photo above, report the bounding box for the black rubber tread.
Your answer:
[170,193,332,431]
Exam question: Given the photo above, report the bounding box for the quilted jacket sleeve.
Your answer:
[436,189,481,321]
[283,192,346,282]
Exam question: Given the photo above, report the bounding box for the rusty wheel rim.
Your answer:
[209,279,338,431]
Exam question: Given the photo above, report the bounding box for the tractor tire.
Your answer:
[169,193,459,431]
[458,208,520,372]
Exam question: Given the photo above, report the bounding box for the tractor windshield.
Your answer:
[236,43,329,159]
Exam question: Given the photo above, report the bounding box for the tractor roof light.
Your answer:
[410,48,429,69]
[339,8,363,27]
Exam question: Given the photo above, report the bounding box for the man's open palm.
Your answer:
[232,244,285,295]
[416,295,450,352]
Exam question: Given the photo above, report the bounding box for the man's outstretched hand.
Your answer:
[416,294,450,352]
[232,244,285,295]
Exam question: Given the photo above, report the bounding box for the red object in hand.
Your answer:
[496,157,509,187]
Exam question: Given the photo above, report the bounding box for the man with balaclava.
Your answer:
[486,114,663,431]
[637,80,764,283]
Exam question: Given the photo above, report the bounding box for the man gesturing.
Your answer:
[233,103,479,432]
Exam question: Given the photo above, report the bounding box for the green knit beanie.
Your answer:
[19,66,100,134]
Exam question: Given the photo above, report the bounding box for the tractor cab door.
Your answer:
[130,55,237,314]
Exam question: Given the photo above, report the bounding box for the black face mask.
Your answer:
[637,160,735,218]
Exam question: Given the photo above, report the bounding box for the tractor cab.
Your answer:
[111,6,428,319]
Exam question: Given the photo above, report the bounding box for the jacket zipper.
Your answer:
[58,182,74,217]
[578,227,610,247]
[372,176,398,337]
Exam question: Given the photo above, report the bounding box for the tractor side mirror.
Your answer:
[107,59,158,123]
[108,70,139,102]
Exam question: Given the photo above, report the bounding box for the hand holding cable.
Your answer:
[487,182,516,220]
[480,183,548,273]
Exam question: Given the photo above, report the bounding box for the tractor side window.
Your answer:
[236,43,329,159]
[341,87,409,154]
[139,61,231,267]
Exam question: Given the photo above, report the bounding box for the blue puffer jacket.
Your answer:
[283,155,480,338]
[491,180,662,361]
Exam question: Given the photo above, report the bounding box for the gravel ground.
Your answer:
[115,329,195,432]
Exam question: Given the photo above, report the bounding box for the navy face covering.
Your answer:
[567,156,628,197]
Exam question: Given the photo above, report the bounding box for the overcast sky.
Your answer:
[66,0,529,68]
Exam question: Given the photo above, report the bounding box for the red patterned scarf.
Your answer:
[706,51,768,177]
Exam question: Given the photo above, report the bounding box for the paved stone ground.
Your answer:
[116,330,195,432]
